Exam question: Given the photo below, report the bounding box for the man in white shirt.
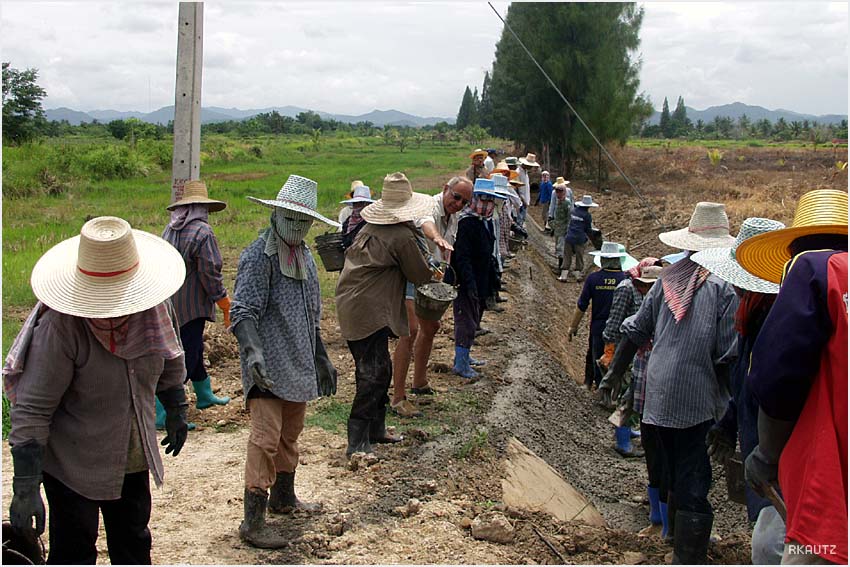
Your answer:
[516,153,540,228]
[484,149,497,174]
[391,176,473,416]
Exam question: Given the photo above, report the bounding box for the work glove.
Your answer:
[233,319,273,391]
[567,307,584,342]
[597,342,616,371]
[598,338,640,401]
[216,295,231,328]
[157,387,189,457]
[705,424,736,463]
[10,441,45,536]
[745,408,796,497]
[315,329,338,397]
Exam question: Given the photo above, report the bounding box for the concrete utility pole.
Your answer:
[170,2,203,204]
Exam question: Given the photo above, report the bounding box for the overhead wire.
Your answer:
[487,2,666,229]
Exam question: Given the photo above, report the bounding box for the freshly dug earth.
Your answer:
[3,145,844,564]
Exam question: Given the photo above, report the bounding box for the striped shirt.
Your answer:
[602,278,643,344]
[162,219,227,327]
[622,273,738,429]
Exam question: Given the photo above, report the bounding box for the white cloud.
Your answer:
[0,1,845,117]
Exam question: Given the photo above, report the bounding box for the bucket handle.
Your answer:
[432,262,458,288]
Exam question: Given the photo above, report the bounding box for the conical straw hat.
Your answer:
[167,179,226,212]
[31,216,186,318]
[736,189,848,284]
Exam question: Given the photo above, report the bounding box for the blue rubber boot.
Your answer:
[192,376,231,409]
[156,397,196,431]
[452,346,479,380]
[156,398,167,430]
[648,486,662,525]
[614,426,642,457]
[659,501,670,539]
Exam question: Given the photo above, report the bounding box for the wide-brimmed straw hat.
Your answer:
[519,153,540,167]
[248,174,340,227]
[490,161,511,176]
[634,265,663,283]
[469,148,488,159]
[340,185,375,205]
[30,216,186,318]
[554,176,569,187]
[736,189,848,284]
[504,157,518,167]
[692,217,786,293]
[575,195,599,208]
[360,172,434,225]
[659,202,735,252]
[473,177,506,200]
[167,179,226,212]
[345,180,365,200]
[591,242,639,271]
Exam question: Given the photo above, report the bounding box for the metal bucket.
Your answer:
[725,453,747,505]
[314,232,345,272]
[414,266,457,321]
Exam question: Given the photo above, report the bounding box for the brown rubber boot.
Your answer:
[239,488,288,549]
[268,471,322,514]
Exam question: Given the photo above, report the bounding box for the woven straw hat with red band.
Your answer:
[30,216,186,318]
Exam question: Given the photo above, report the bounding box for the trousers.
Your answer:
[43,470,152,565]
[656,420,714,515]
[563,241,585,272]
[453,291,481,349]
[179,317,207,383]
[348,327,393,423]
[245,397,307,491]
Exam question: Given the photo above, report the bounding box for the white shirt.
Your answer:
[517,167,530,206]
[414,192,459,262]
[484,156,495,173]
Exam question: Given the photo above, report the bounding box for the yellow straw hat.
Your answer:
[167,179,226,212]
[469,148,488,159]
[360,172,434,225]
[736,189,848,284]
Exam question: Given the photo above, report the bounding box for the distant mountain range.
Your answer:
[44,105,454,127]
[648,102,846,126]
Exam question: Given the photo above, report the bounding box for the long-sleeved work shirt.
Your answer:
[230,237,322,403]
[622,273,738,429]
[336,222,432,341]
[162,219,227,327]
[9,305,186,500]
[415,192,459,263]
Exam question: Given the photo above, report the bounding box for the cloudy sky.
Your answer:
[1,1,847,117]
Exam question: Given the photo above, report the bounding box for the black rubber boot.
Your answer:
[369,406,403,444]
[346,418,373,456]
[238,489,288,549]
[665,491,677,545]
[268,471,321,514]
[672,510,713,564]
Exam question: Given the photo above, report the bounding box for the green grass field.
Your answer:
[2,133,486,436]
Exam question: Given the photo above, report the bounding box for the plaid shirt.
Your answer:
[602,279,643,344]
[162,220,227,327]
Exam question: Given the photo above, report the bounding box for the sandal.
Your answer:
[409,385,436,396]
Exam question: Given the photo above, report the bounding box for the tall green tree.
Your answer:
[659,97,672,138]
[670,96,690,136]
[487,3,646,176]
[2,62,47,145]
[479,71,494,132]
[456,86,476,129]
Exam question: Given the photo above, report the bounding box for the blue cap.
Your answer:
[473,177,505,200]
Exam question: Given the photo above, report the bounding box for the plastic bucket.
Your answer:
[314,232,345,272]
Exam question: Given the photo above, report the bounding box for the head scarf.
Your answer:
[627,257,661,279]
[346,202,367,235]
[472,195,496,219]
[660,255,710,323]
[263,209,314,280]
[168,203,209,231]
